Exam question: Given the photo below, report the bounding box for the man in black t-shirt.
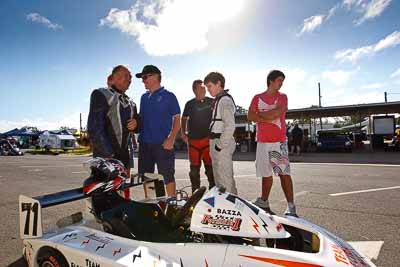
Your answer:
[181,80,215,192]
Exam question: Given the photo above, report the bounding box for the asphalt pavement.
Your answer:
[1,153,399,267]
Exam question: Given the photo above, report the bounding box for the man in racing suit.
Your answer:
[87,65,138,199]
[181,80,215,192]
[204,72,238,194]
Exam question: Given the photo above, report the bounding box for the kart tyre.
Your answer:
[38,248,68,267]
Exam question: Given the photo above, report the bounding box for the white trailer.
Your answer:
[39,131,77,150]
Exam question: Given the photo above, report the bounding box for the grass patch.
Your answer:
[26,146,92,156]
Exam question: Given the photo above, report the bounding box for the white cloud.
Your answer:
[322,70,355,86]
[334,31,400,63]
[355,0,392,25]
[342,0,392,25]
[228,68,311,109]
[360,83,385,89]
[342,90,383,105]
[162,67,313,110]
[100,0,244,56]
[374,31,400,51]
[26,13,63,30]
[0,112,87,133]
[342,0,369,10]
[298,15,325,36]
[298,0,392,36]
[327,5,339,20]
[391,68,400,78]
[297,4,340,36]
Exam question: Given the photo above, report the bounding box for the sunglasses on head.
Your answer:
[142,74,154,80]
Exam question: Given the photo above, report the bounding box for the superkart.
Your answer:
[19,157,375,267]
[0,138,23,156]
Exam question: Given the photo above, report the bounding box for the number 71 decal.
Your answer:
[19,195,43,239]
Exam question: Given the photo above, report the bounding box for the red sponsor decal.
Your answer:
[201,215,242,231]
[81,239,90,246]
[331,244,367,267]
[113,248,121,257]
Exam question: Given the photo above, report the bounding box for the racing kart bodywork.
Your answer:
[19,158,375,267]
[0,139,23,156]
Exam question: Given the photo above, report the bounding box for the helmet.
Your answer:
[85,158,127,181]
[83,158,127,196]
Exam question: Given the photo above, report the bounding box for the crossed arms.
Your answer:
[247,104,287,123]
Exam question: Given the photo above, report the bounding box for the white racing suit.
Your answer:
[209,90,238,194]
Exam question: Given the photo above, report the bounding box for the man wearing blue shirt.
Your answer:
[136,65,181,196]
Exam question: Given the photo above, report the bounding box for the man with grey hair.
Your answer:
[87,65,138,198]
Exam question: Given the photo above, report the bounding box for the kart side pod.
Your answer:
[190,187,290,239]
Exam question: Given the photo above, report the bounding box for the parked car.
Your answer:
[316,129,352,152]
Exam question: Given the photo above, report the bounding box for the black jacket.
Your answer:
[87,87,138,167]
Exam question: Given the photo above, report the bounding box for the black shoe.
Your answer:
[253,197,276,215]
[262,207,276,215]
[284,212,299,218]
[284,207,299,217]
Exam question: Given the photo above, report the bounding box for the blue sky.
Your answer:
[1,0,399,132]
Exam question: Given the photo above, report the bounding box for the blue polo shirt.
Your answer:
[139,87,181,144]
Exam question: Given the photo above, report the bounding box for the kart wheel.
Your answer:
[38,249,68,267]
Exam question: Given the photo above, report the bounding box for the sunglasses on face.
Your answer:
[142,74,154,80]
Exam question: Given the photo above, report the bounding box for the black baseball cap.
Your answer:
[135,65,161,78]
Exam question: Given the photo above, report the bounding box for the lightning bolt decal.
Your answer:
[81,239,90,246]
[239,254,322,267]
[95,243,106,251]
[250,217,260,234]
[113,248,121,257]
[132,250,141,263]
[260,218,269,233]
[62,233,77,241]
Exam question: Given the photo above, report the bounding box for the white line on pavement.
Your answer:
[28,169,42,172]
[72,171,88,174]
[347,241,384,261]
[293,162,400,167]
[330,186,400,196]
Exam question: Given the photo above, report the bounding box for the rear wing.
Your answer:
[19,173,163,239]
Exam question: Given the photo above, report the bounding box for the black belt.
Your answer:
[209,132,221,139]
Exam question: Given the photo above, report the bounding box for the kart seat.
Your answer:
[96,192,184,242]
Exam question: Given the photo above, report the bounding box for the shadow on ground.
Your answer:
[7,257,27,267]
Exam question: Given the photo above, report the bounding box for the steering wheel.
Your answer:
[170,186,207,227]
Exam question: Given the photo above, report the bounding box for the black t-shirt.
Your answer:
[182,97,213,139]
